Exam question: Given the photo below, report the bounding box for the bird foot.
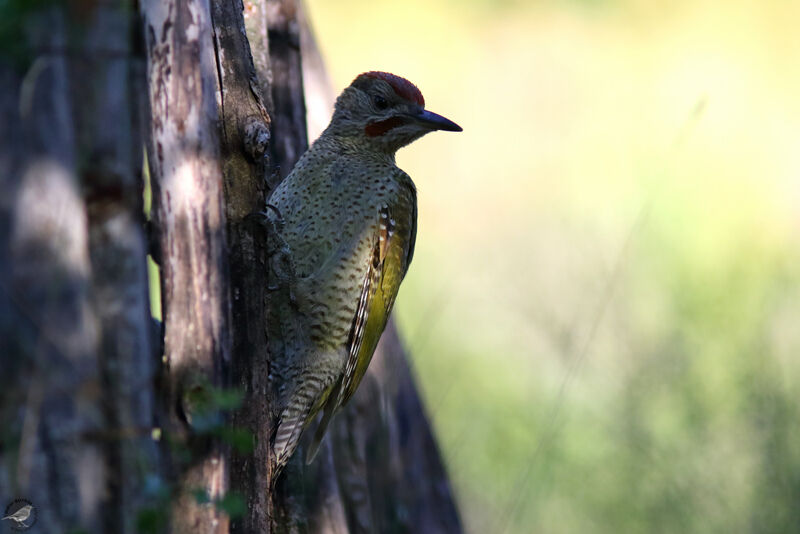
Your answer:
[266,167,283,191]
[254,205,298,305]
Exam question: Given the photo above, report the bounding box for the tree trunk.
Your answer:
[140,0,234,532]
[208,0,274,532]
[0,2,158,533]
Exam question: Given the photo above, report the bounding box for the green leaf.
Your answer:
[215,493,247,520]
[210,388,245,411]
[215,426,255,454]
[136,507,168,534]
[192,488,211,505]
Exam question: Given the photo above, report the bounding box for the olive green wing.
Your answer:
[304,203,415,463]
[339,203,414,405]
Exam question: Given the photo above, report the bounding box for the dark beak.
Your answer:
[410,109,462,132]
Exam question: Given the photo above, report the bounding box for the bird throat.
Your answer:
[364,116,407,137]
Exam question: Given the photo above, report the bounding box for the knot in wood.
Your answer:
[244,117,271,161]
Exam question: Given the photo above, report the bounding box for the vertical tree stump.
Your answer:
[141,0,232,532]
[0,2,159,533]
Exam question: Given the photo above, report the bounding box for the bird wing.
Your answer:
[3,506,31,522]
[305,202,414,463]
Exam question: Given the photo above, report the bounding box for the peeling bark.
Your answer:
[141,0,232,532]
[208,0,274,532]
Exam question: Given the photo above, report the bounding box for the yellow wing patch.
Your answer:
[304,204,411,463]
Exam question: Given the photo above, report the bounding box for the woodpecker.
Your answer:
[267,71,461,472]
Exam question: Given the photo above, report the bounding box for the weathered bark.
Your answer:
[242,0,274,121]
[208,0,274,532]
[140,0,232,532]
[0,2,158,533]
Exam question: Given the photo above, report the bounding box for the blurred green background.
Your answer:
[305,0,800,532]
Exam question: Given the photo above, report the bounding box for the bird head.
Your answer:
[328,71,462,153]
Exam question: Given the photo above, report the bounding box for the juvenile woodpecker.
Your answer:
[267,71,461,472]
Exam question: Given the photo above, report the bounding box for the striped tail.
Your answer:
[272,357,340,475]
[273,404,309,474]
[304,389,340,465]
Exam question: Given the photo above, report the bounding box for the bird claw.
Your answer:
[252,205,285,238]
[254,204,298,304]
[266,167,283,191]
[252,204,288,257]
[262,204,285,231]
[268,261,298,306]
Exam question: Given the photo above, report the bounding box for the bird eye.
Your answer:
[373,95,389,110]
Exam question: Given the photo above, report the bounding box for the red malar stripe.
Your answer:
[365,116,407,137]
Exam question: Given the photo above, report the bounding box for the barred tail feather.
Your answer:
[305,393,339,465]
[274,377,327,474]
[273,354,341,475]
[274,404,310,475]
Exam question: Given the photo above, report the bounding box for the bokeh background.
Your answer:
[304,0,800,532]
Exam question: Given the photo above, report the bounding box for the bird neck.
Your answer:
[316,129,398,165]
